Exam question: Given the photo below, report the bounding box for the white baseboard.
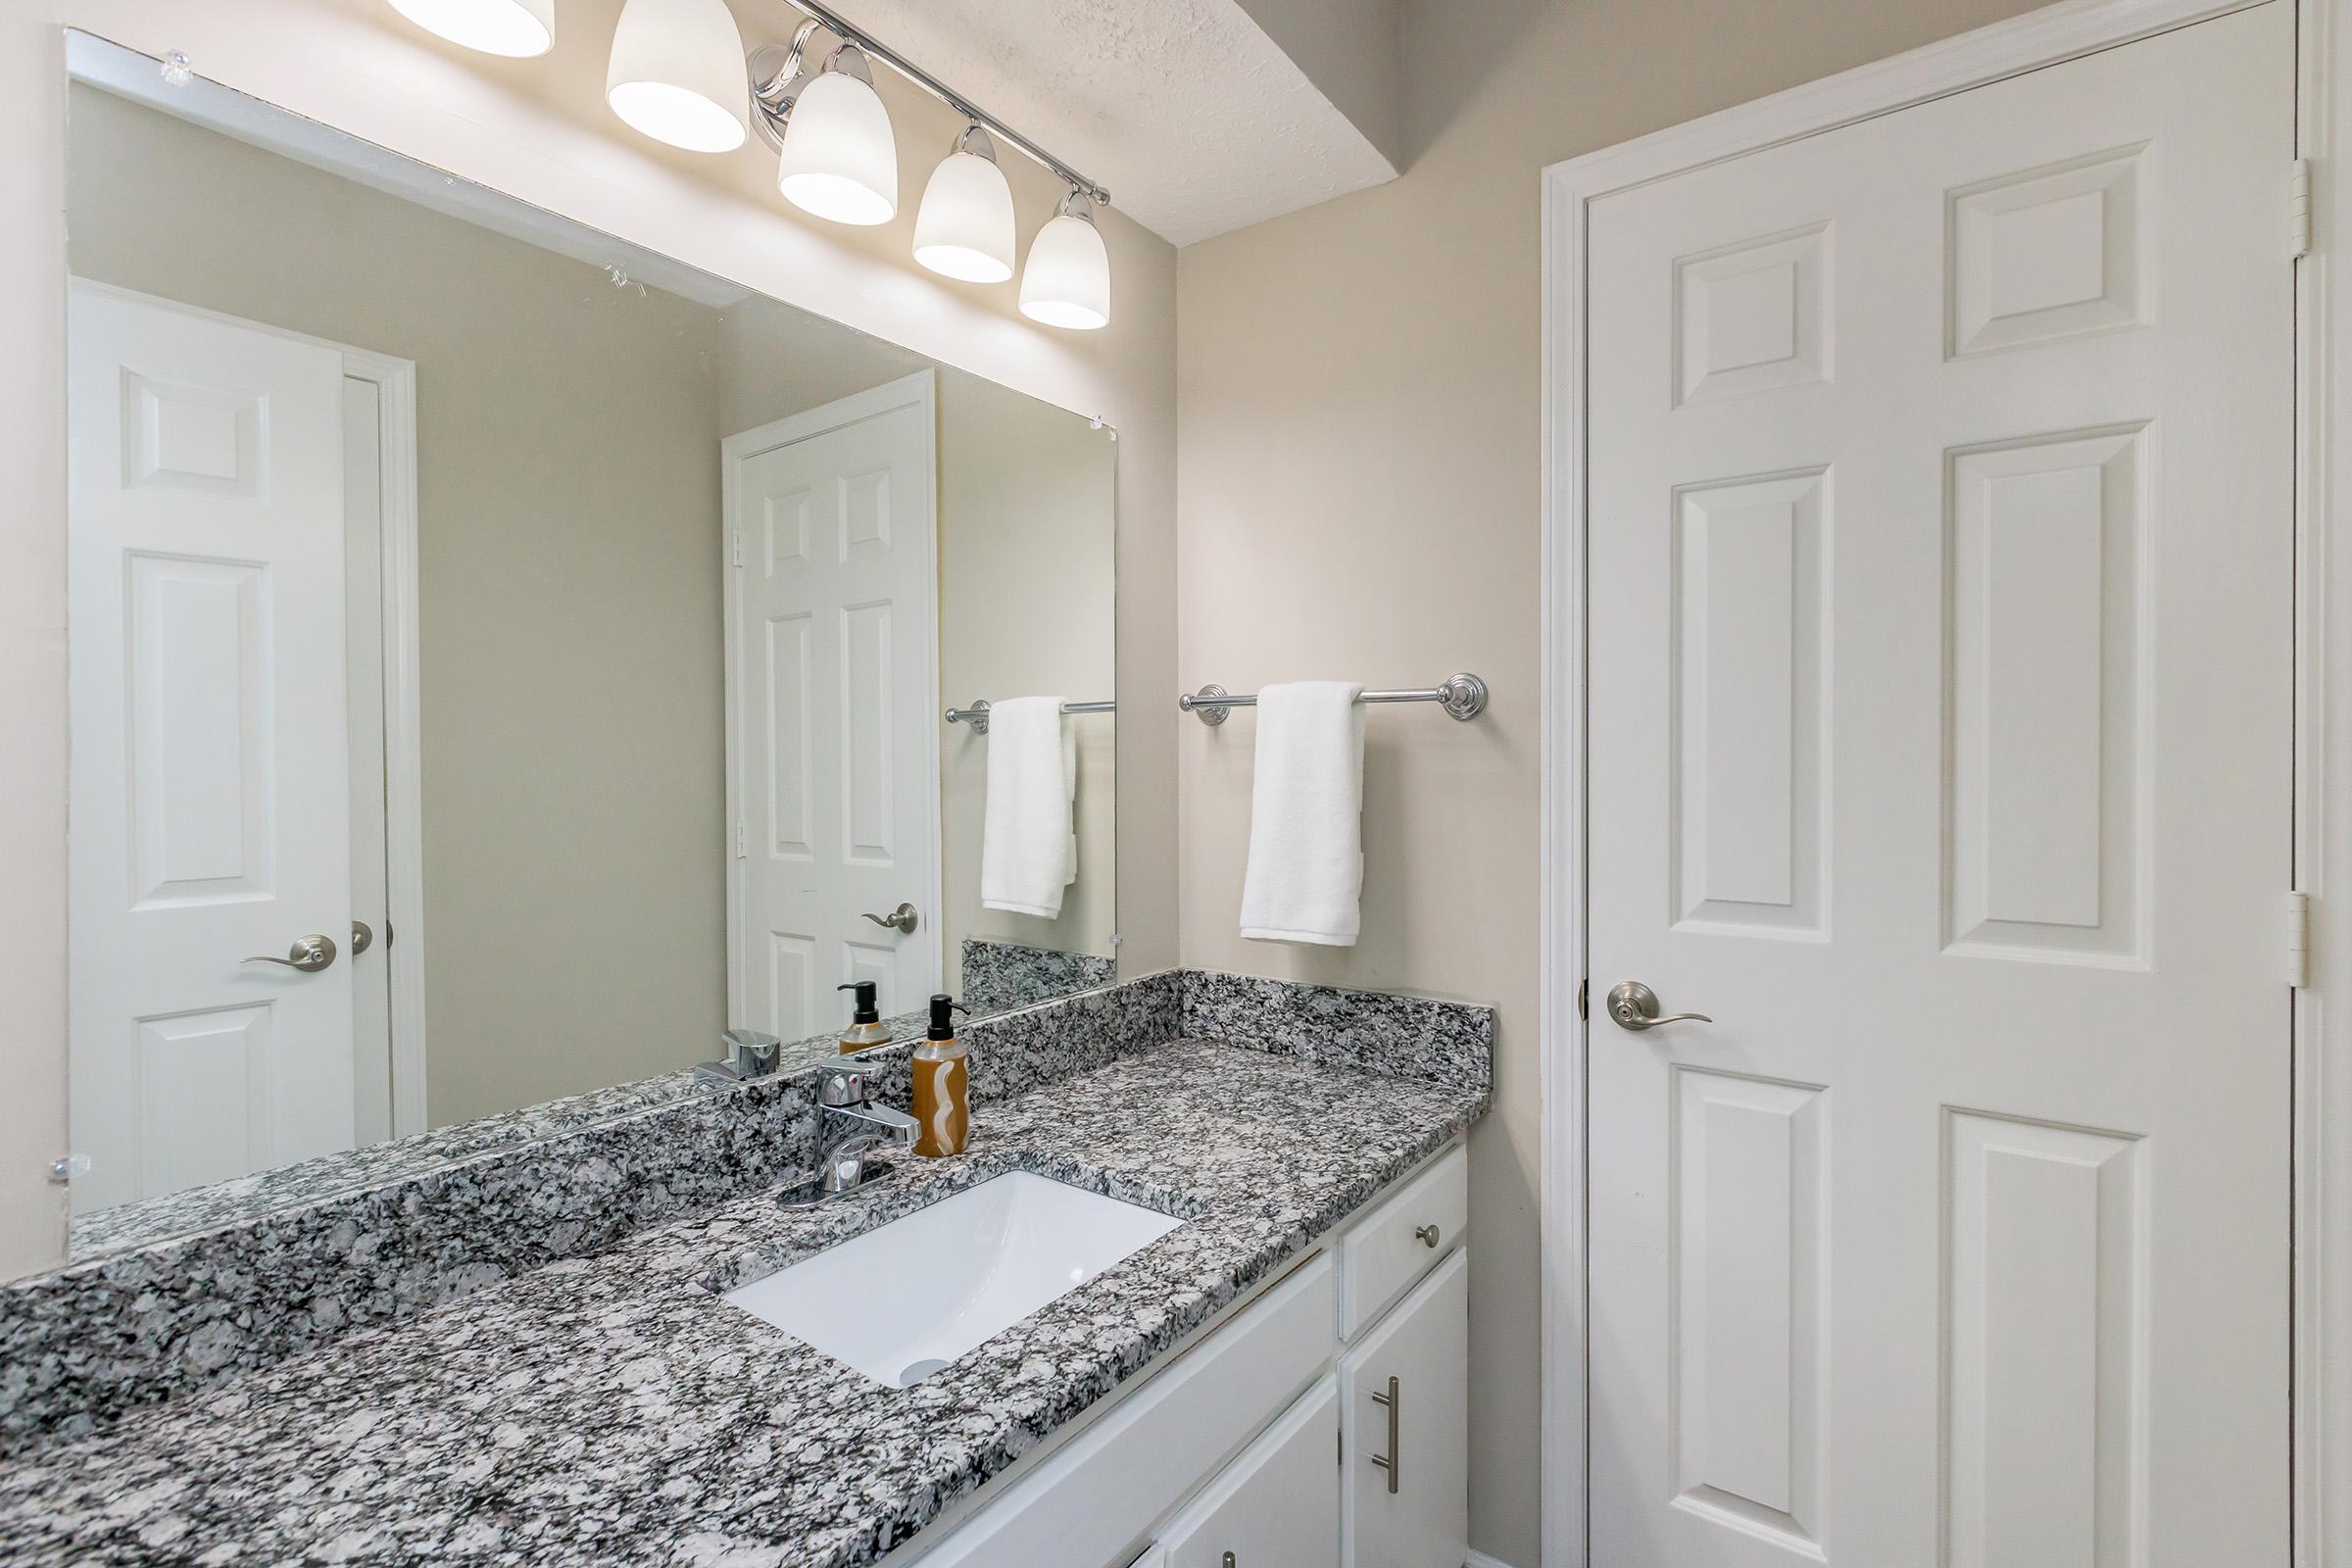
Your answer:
[1465,1551,1519,1568]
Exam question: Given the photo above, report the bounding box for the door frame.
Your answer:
[1537,0,2348,1561]
[718,368,944,1029]
[64,279,428,1145]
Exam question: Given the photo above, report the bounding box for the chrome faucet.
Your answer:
[815,1062,917,1195]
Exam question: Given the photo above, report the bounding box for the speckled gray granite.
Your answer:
[0,1038,1486,1567]
[68,1066,708,1259]
[1181,968,1494,1095]
[0,973,1181,1457]
[69,969,1129,1263]
[959,937,1117,1012]
[0,966,1488,1489]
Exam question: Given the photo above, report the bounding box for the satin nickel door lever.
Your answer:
[861,903,918,934]
[1607,981,1711,1031]
[243,934,337,973]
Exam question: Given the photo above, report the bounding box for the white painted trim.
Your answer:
[342,350,426,1140]
[1537,1,2309,1564]
[2298,0,2352,1557]
[61,278,428,1145]
[1465,1551,1523,1568]
[719,369,945,1025]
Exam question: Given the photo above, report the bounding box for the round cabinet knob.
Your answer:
[1415,1224,1442,1249]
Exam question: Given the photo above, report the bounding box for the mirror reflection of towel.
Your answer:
[981,697,1077,919]
[1239,681,1365,946]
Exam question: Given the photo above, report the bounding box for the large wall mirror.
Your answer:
[59,34,1118,1256]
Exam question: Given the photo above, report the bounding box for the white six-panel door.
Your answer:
[724,372,942,1040]
[67,282,360,1214]
[1585,6,2294,1564]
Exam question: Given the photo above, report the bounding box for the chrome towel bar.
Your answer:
[1179,673,1489,725]
[944,699,1115,734]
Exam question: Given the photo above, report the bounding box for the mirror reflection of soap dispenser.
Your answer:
[912,994,970,1157]
[838,980,890,1053]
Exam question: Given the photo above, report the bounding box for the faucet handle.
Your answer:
[818,1062,872,1108]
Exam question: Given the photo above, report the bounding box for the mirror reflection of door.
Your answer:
[65,282,412,1214]
[724,372,945,1040]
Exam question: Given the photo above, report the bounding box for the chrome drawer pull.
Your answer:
[1369,1374,1400,1494]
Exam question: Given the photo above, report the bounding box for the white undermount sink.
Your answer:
[722,1171,1184,1388]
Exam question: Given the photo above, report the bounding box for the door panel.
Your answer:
[1341,1249,1468,1568]
[1157,1375,1339,1568]
[69,283,358,1213]
[1584,8,2294,1564]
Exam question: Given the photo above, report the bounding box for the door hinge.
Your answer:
[1577,978,1589,1021]
[2292,158,2314,260]
[735,820,748,858]
[2287,891,2313,987]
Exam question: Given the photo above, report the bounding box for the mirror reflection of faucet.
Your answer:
[694,1028,783,1088]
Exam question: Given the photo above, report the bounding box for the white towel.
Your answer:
[1239,681,1365,946]
[980,696,1078,919]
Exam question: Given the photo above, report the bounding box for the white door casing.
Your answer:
[724,370,943,1041]
[344,374,392,1147]
[67,281,361,1213]
[1567,6,2293,1566]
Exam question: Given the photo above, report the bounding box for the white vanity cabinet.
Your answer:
[1341,1250,1469,1568]
[906,1143,1469,1568]
[1155,1376,1341,1568]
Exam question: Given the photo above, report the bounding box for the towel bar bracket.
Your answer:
[1186,684,1233,726]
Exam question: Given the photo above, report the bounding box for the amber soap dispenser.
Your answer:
[836,980,890,1053]
[912,994,970,1157]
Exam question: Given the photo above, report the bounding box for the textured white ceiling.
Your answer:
[814,0,1401,247]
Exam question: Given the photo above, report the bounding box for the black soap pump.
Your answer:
[837,980,889,1053]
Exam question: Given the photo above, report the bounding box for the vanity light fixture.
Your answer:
[1019,189,1111,330]
[387,0,554,57]
[606,0,752,154]
[602,0,1114,327]
[913,126,1017,282]
[774,44,899,225]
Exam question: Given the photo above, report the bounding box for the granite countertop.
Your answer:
[0,1038,1484,1567]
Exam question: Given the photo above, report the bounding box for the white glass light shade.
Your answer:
[913,148,1015,282]
[777,68,899,225]
[1019,209,1110,329]
[606,0,750,154]
[388,0,553,56]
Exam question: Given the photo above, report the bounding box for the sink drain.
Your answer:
[898,1358,950,1388]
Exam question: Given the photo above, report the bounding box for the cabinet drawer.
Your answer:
[912,1252,1336,1568]
[1155,1376,1340,1568]
[1340,1146,1466,1341]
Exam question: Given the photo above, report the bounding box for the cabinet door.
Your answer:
[1341,1249,1468,1568]
[1157,1376,1340,1568]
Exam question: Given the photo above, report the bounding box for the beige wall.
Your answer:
[935,375,1119,978]
[66,84,730,1127]
[4,0,1179,1273]
[1174,0,2044,1558]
